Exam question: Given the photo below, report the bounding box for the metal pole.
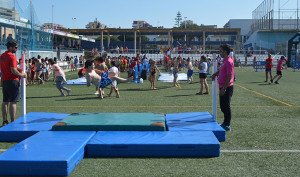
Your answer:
[134,31,137,54]
[21,53,26,116]
[297,0,299,30]
[14,0,16,39]
[101,31,103,52]
[184,17,187,42]
[203,31,206,54]
[212,53,217,120]
[52,4,54,58]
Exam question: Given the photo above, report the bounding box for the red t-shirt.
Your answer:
[165,56,170,63]
[0,51,19,82]
[78,68,85,75]
[265,58,273,69]
[129,61,137,68]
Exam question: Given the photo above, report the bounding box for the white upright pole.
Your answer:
[212,53,217,120]
[21,53,26,116]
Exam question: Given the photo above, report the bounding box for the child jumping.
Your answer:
[85,60,133,99]
[148,59,161,90]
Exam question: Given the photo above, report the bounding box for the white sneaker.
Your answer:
[102,90,105,95]
[94,91,99,95]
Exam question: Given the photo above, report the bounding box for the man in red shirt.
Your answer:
[265,54,273,82]
[0,41,26,126]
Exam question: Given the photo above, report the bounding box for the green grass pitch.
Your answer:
[0,66,300,177]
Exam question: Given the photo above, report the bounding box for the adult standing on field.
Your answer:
[0,41,26,126]
[212,44,234,131]
[265,54,273,83]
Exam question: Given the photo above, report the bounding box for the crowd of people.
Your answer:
[2,40,290,132]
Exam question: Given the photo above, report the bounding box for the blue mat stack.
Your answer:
[0,112,226,176]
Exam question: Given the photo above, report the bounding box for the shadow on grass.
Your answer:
[55,96,98,101]
[27,94,92,99]
[247,82,265,83]
[258,83,273,86]
[164,94,191,97]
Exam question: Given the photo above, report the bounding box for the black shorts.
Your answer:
[199,73,207,79]
[2,80,20,102]
[277,71,282,76]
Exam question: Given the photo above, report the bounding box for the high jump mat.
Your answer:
[52,113,166,131]
[86,131,220,157]
[0,112,69,142]
[0,131,96,176]
[165,112,226,142]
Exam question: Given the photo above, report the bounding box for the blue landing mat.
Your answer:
[86,131,220,157]
[165,112,226,142]
[0,112,69,142]
[0,131,96,176]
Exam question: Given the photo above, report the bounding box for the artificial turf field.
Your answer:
[0,66,300,177]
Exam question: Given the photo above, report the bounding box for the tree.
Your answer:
[117,35,149,41]
[174,11,182,27]
[95,36,120,41]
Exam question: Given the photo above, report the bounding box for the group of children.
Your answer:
[23,55,51,85]
[265,54,287,84]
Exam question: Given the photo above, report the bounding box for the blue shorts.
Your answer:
[75,63,78,67]
[99,72,112,88]
[173,70,178,78]
[265,69,272,72]
[187,70,193,77]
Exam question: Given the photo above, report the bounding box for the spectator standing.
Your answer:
[0,41,26,126]
[212,44,234,131]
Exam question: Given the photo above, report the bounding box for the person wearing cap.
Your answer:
[272,56,285,84]
[0,40,26,126]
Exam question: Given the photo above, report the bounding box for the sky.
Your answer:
[24,0,266,29]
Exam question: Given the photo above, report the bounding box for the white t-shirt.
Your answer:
[110,66,119,77]
[109,66,119,87]
[199,62,207,73]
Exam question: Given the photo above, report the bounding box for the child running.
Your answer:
[148,59,161,90]
[196,55,209,95]
[84,60,133,99]
[48,59,71,97]
[272,56,285,84]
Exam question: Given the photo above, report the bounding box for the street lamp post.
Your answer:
[72,17,77,29]
[184,17,187,42]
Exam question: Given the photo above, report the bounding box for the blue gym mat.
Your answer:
[0,131,96,176]
[0,112,69,142]
[86,131,220,157]
[53,77,88,85]
[165,112,226,142]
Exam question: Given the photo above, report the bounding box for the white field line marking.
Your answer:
[221,150,300,153]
